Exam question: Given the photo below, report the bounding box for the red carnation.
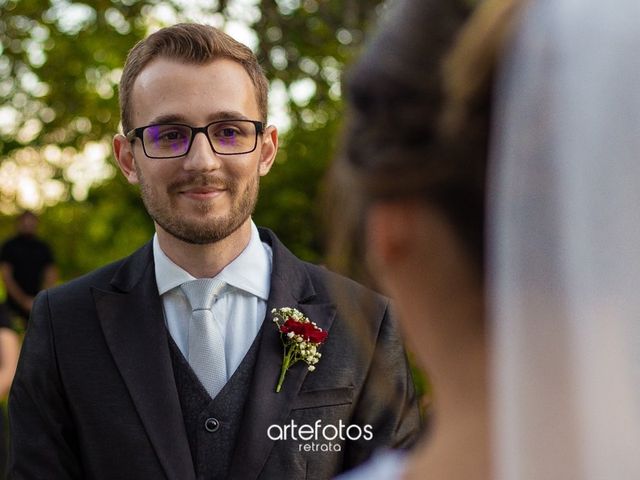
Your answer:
[272,307,328,393]
[302,323,328,343]
[280,318,306,335]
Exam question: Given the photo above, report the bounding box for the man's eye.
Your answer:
[216,128,239,138]
[159,130,187,141]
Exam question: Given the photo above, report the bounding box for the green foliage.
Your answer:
[255,102,345,263]
[0,0,147,148]
[39,176,154,280]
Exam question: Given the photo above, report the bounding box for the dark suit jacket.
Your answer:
[8,229,420,479]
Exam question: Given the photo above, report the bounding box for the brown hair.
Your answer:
[118,23,269,133]
[326,0,520,283]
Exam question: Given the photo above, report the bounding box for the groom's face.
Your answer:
[115,57,277,244]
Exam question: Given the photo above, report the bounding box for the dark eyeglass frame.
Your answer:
[125,119,265,159]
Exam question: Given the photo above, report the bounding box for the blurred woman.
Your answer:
[327,0,518,478]
[331,0,640,478]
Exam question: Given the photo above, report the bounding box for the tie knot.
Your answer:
[181,279,226,311]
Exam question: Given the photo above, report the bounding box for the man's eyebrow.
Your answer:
[207,111,250,122]
[148,113,189,125]
[147,111,251,125]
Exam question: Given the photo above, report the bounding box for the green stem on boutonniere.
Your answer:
[276,348,294,393]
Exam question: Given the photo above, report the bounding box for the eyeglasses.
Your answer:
[126,119,264,159]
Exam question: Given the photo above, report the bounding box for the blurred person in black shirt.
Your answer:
[0,212,57,327]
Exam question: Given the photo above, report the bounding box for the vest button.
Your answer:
[204,417,220,432]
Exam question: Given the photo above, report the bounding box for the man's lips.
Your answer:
[179,186,227,199]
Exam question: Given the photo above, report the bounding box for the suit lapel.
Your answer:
[228,230,337,480]
[93,243,195,480]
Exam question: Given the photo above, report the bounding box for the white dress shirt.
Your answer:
[153,221,272,380]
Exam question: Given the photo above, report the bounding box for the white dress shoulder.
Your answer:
[334,450,408,480]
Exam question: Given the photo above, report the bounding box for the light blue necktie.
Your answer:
[181,279,228,398]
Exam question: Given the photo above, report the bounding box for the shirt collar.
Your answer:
[153,221,272,300]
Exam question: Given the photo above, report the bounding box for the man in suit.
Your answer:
[8,24,420,479]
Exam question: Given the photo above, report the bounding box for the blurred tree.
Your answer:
[38,176,154,281]
[0,0,386,280]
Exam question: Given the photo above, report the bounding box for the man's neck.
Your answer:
[155,219,253,278]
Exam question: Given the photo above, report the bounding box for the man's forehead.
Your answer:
[130,57,259,124]
[133,57,253,90]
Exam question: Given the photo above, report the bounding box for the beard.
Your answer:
[136,164,260,245]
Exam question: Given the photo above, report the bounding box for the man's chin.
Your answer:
[157,216,249,245]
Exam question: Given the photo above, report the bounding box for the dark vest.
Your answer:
[168,328,263,479]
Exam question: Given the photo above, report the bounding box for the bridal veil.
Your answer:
[490,0,640,478]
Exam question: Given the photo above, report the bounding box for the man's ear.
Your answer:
[113,134,139,184]
[258,124,278,176]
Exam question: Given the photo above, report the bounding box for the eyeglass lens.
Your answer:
[142,120,258,157]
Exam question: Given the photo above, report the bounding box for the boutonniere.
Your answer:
[272,307,328,393]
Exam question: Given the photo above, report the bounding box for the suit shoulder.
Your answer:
[44,242,151,311]
[46,258,124,300]
[303,262,390,311]
[48,241,152,299]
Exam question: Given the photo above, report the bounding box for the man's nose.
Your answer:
[183,131,222,171]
